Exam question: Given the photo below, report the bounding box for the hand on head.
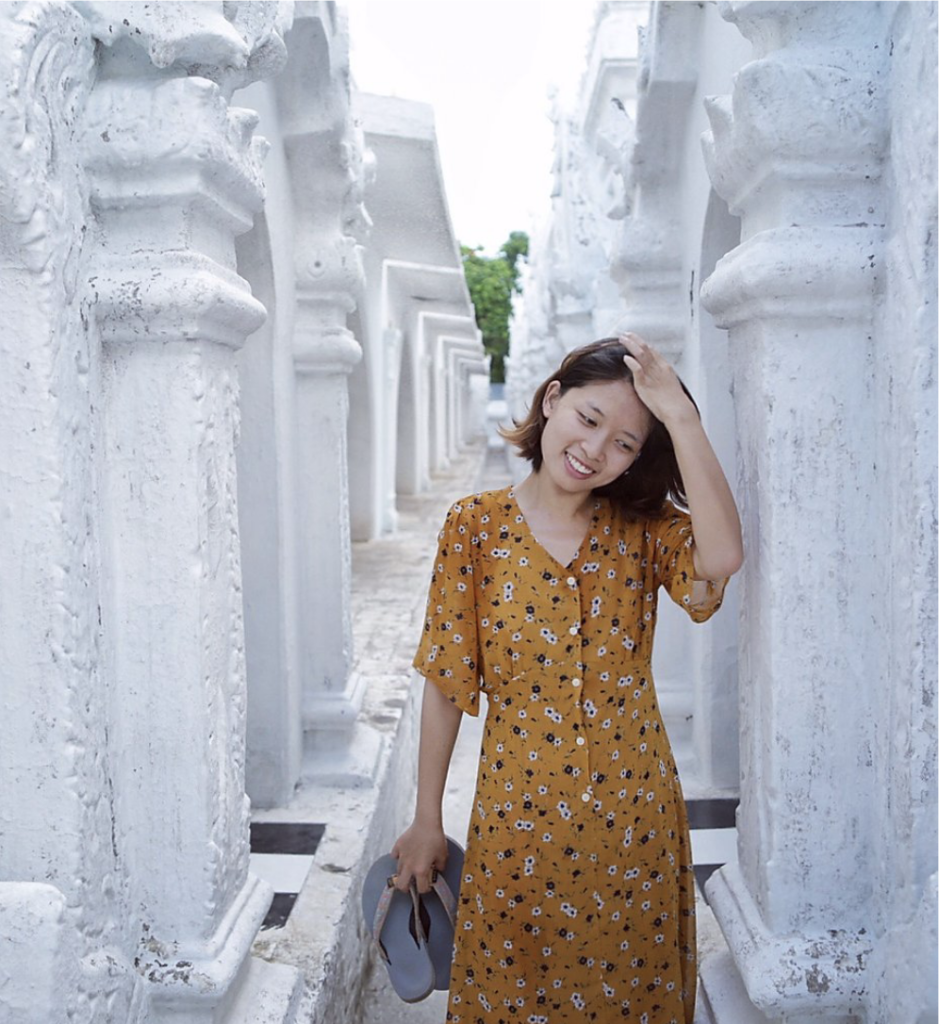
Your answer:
[619,333,695,427]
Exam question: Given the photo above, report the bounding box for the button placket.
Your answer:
[568,575,590,795]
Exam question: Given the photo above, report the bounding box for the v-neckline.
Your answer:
[507,486,601,571]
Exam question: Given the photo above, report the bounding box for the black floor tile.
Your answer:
[685,799,738,830]
[250,822,325,855]
[261,892,299,930]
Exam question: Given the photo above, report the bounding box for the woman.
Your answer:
[393,334,743,1022]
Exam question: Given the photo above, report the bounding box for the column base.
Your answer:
[697,899,773,1024]
[303,720,386,789]
[706,864,871,1021]
[0,883,72,1024]
[145,873,274,1022]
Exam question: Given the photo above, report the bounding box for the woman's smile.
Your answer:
[564,450,597,479]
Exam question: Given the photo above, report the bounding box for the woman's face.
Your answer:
[539,378,653,493]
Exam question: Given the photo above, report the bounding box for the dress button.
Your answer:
[569,625,579,635]
[581,792,591,802]
[567,576,577,587]
[576,736,585,746]
[572,678,582,687]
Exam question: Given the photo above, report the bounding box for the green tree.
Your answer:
[499,231,529,289]
[461,231,529,384]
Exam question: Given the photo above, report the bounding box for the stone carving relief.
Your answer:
[73,0,291,93]
[0,5,122,1020]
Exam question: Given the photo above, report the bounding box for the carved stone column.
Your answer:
[699,2,889,1019]
[444,338,488,458]
[278,11,380,785]
[291,233,366,768]
[80,4,299,1019]
[0,6,109,1020]
[612,1,702,359]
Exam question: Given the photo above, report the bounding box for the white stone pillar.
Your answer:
[277,10,382,783]
[445,339,487,457]
[80,5,298,1018]
[427,327,451,474]
[611,1,701,358]
[291,241,371,777]
[293,268,362,727]
[0,5,122,1018]
[699,2,888,1019]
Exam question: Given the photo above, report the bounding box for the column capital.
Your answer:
[293,322,363,375]
[701,225,883,328]
[82,76,268,347]
[73,1,291,94]
[703,4,889,225]
[296,234,363,305]
[83,76,267,233]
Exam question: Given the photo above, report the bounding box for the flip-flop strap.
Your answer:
[371,880,396,963]
[371,877,428,963]
[431,872,458,928]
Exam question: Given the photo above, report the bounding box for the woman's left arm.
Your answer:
[622,333,744,581]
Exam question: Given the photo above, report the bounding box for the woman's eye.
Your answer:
[579,413,597,426]
[617,441,633,452]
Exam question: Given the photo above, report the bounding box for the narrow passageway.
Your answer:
[358,399,513,1024]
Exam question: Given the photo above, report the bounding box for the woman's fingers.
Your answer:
[393,864,434,893]
[392,852,442,893]
[621,333,665,372]
[622,353,642,377]
[619,332,692,425]
[620,333,662,382]
[414,870,434,895]
[390,826,449,892]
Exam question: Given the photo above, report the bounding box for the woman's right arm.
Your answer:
[391,678,463,893]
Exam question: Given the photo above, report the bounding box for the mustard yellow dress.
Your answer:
[413,487,726,1024]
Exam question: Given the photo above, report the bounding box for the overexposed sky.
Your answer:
[345,0,600,256]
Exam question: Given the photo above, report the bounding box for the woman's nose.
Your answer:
[581,434,606,460]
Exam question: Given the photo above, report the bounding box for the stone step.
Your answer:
[224,956,305,1024]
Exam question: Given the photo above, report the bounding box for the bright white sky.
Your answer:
[345,0,600,256]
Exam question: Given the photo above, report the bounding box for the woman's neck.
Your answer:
[514,469,594,524]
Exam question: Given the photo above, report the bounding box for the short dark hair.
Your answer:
[500,338,697,520]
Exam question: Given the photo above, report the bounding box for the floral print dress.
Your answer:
[413,487,726,1024]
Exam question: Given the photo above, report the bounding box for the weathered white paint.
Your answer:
[697,1,936,1020]
[1,2,484,1017]
[0,3,120,1018]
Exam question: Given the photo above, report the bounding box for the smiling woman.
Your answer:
[393,334,742,1023]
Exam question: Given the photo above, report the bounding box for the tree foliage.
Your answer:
[461,231,529,384]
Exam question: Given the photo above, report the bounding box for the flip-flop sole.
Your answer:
[361,854,435,1003]
[426,837,465,990]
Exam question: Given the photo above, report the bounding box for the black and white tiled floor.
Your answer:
[249,822,325,930]
[687,798,738,900]
[249,799,737,932]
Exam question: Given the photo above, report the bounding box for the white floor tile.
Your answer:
[691,828,738,866]
[250,853,314,893]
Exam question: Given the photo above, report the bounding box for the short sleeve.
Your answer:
[412,501,482,716]
[650,507,728,624]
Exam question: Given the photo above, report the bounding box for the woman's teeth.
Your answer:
[566,452,594,475]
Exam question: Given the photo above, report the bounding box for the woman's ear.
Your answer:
[542,380,562,418]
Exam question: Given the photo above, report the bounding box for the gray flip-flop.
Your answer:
[425,837,465,990]
[362,854,435,1003]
